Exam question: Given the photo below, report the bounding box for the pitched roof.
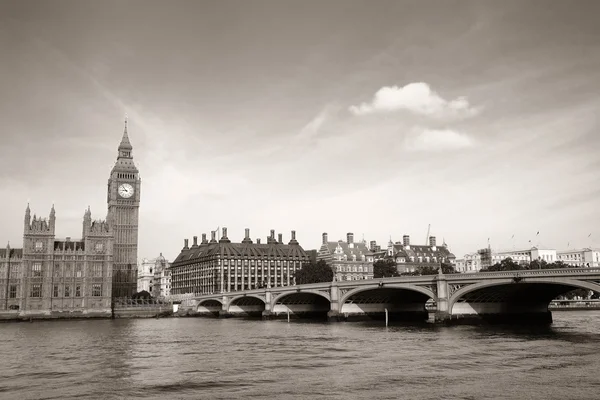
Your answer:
[321,240,373,260]
[0,248,23,259]
[392,243,455,259]
[172,241,310,266]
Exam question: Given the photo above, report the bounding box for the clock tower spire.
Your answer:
[107,117,141,299]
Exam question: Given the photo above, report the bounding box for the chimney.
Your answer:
[201,233,207,244]
[222,227,228,238]
[270,229,275,239]
[278,233,283,244]
[193,236,198,246]
[289,230,298,245]
[429,236,436,247]
[66,237,71,242]
[403,235,410,248]
[257,238,261,244]
[322,232,328,244]
[210,231,216,242]
[347,232,354,244]
[184,238,189,249]
[242,228,253,244]
[370,240,377,251]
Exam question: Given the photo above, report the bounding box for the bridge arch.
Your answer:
[340,284,437,305]
[449,277,600,314]
[228,294,266,306]
[271,289,331,306]
[196,298,222,314]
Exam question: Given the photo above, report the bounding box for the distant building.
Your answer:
[137,258,154,293]
[170,228,310,295]
[387,235,456,273]
[455,249,530,273]
[557,248,600,268]
[152,254,171,298]
[369,240,387,261]
[137,253,171,297]
[317,232,374,281]
[497,247,557,263]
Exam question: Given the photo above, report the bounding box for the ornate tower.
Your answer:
[107,118,141,298]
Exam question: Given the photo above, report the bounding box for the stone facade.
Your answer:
[0,205,113,316]
[387,235,456,273]
[170,228,310,295]
[557,248,600,268]
[107,119,141,298]
[0,119,141,318]
[317,232,375,281]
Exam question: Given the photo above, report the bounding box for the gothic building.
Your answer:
[170,228,310,295]
[108,119,141,298]
[0,119,141,318]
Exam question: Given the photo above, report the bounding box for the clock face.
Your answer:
[118,183,134,198]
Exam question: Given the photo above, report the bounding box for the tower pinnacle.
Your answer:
[118,117,133,153]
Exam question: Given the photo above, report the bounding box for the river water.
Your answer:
[1,311,599,400]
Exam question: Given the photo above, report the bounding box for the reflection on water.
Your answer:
[1,311,599,400]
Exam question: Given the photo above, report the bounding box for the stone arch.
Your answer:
[228,294,266,308]
[271,289,331,308]
[196,298,222,313]
[198,298,222,306]
[449,278,600,312]
[340,283,436,305]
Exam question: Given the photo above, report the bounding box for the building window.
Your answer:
[32,263,42,277]
[30,284,42,298]
[53,285,59,297]
[93,284,102,297]
[35,241,43,250]
[76,264,83,278]
[93,264,102,277]
[65,285,71,297]
[76,285,81,297]
[9,285,17,298]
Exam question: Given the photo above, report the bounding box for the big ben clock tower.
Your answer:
[108,118,141,298]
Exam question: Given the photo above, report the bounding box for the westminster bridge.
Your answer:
[176,267,600,324]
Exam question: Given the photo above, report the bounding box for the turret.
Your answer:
[24,203,30,232]
[83,206,91,237]
[49,204,56,230]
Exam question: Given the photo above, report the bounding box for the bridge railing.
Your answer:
[445,267,600,280]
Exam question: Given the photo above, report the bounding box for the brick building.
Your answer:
[387,235,456,273]
[317,232,375,281]
[170,228,310,295]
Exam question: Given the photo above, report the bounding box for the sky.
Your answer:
[1,0,599,261]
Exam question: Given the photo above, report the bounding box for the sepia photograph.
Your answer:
[1,1,599,399]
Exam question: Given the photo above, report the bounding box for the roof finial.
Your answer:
[124,113,128,132]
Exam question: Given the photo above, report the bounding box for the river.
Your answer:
[1,311,599,400]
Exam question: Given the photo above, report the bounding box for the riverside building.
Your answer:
[317,232,375,281]
[0,119,142,317]
[170,228,310,295]
[387,235,456,273]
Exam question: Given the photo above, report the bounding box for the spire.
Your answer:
[118,115,133,153]
[50,203,55,216]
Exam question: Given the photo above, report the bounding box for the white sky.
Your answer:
[1,1,599,261]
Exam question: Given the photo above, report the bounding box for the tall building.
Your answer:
[387,235,456,273]
[107,119,141,298]
[317,232,375,281]
[170,228,310,295]
[0,118,141,317]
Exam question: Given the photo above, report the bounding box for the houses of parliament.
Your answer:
[0,120,141,317]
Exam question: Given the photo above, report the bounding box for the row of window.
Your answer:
[335,265,372,273]
[4,284,103,298]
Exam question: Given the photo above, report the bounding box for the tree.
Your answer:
[132,290,152,299]
[373,258,399,278]
[482,257,523,272]
[294,260,334,284]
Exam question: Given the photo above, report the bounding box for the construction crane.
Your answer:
[425,224,430,245]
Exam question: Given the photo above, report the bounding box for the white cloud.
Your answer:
[405,128,474,152]
[349,82,481,119]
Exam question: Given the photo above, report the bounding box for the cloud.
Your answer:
[349,82,481,119]
[404,128,474,152]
